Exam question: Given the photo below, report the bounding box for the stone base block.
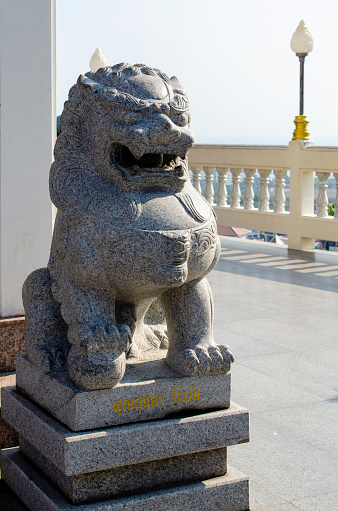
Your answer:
[16,354,231,430]
[1,387,249,476]
[20,438,227,503]
[0,372,18,449]
[0,479,29,511]
[2,448,250,511]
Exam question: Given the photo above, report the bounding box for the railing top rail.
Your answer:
[190,144,288,149]
[191,144,288,150]
[192,143,338,151]
[306,145,338,151]
[188,145,290,169]
[188,142,338,172]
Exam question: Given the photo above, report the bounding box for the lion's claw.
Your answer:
[168,344,234,377]
[29,339,70,372]
[68,322,131,354]
[195,347,212,374]
[117,324,133,351]
[218,345,235,372]
[183,349,199,375]
[208,347,224,372]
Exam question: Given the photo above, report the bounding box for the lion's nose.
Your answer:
[148,114,181,145]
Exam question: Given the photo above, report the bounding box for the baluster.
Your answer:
[243,169,255,210]
[230,168,242,209]
[274,169,287,213]
[258,169,271,212]
[190,167,202,193]
[216,167,228,206]
[333,173,338,218]
[316,172,330,218]
[203,167,215,204]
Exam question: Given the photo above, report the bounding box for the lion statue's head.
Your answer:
[50,63,195,219]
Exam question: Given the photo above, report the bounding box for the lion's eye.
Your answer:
[172,113,188,127]
[124,112,143,125]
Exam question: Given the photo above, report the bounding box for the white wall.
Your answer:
[0,0,56,316]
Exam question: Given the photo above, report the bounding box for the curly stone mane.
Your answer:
[49,63,189,222]
[49,83,94,222]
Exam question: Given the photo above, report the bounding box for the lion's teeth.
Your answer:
[157,154,164,168]
[129,146,144,160]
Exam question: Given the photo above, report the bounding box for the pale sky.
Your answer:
[56,0,338,146]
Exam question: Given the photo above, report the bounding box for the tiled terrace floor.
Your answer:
[211,236,338,511]
[1,235,338,510]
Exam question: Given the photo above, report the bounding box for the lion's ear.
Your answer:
[77,74,102,95]
[170,76,186,93]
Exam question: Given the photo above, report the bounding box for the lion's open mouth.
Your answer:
[111,144,186,179]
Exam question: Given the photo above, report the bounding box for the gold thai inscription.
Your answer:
[113,392,165,416]
[113,385,201,416]
[172,385,200,404]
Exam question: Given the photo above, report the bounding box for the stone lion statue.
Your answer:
[23,63,233,390]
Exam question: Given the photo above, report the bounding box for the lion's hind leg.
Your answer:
[141,298,169,353]
[23,268,70,371]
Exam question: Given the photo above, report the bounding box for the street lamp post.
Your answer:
[290,20,314,140]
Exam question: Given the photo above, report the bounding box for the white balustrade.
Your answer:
[274,170,287,213]
[243,169,255,211]
[258,170,271,212]
[216,167,228,207]
[203,167,215,205]
[188,142,338,251]
[191,167,202,193]
[316,172,330,218]
[333,172,338,219]
[230,168,242,209]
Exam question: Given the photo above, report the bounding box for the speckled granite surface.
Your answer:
[0,479,28,511]
[0,372,18,449]
[2,449,249,511]
[2,387,249,476]
[0,317,25,372]
[1,386,249,506]
[16,354,231,430]
[20,439,228,503]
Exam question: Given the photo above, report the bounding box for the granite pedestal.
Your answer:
[1,357,250,510]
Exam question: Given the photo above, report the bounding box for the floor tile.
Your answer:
[229,415,338,501]
[237,352,338,401]
[230,363,322,414]
[248,481,299,510]
[258,399,338,453]
[291,491,338,510]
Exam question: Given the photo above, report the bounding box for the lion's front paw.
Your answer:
[66,322,132,390]
[166,344,234,377]
[68,322,131,354]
